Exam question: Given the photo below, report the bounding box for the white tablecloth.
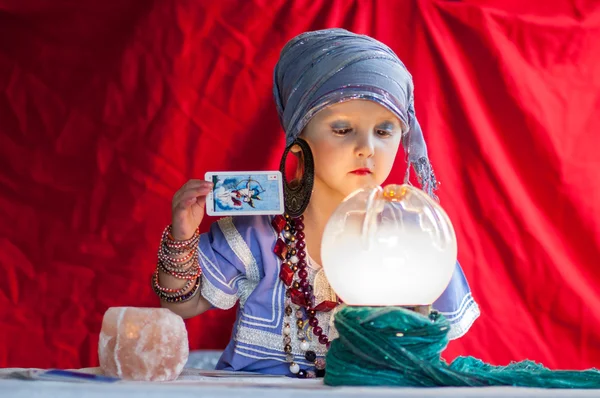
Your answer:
[3,368,600,398]
[2,351,599,398]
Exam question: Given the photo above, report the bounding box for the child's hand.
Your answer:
[171,180,213,240]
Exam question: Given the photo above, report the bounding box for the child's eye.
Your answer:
[376,129,393,137]
[333,128,352,136]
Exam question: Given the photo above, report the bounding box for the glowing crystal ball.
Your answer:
[321,184,457,306]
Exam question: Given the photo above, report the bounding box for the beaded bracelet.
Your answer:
[160,246,197,263]
[161,240,199,257]
[161,225,200,254]
[157,224,200,273]
[153,276,201,303]
[152,224,203,303]
[153,268,201,301]
[158,258,201,280]
[153,269,195,293]
[158,249,198,271]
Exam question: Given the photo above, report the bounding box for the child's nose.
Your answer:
[354,132,374,158]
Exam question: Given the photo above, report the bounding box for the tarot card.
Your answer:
[205,171,284,216]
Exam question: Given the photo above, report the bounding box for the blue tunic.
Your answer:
[197,215,479,375]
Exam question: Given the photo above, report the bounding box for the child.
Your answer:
[153,28,480,378]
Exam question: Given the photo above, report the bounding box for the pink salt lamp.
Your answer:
[98,307,189,381]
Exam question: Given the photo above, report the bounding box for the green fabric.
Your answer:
[324,306,600,388]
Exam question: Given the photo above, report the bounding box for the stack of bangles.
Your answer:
[152,225,202,303]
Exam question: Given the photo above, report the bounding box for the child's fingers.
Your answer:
[182,184,212,197]
[182,179,213,190]
[177,181,212,197]
[194,195,208,208]
[173,182,212,205]
[175,186,212,209]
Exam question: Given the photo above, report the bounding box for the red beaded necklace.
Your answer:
[272,213,339,378]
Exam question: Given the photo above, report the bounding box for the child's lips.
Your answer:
[350,168,372,175]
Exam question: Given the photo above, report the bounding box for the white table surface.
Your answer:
[2,367,600,398]
[2,352,599,398]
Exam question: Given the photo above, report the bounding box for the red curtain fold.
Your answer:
[0,0,599,369]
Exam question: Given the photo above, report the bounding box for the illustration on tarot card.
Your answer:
[206,172,284,216]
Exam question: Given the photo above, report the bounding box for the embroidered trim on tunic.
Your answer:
[441,293,480,340]
[198,247,237,289]
[197,246,241,309]
[201,274,238,309]
[233,348,318,367]
[235,324,328,357]
[441,292,475,319]
[313,267,337,305]
[238,278,284,328]
[218,217,261,282]
[234,263,330,360]
[238,216,284,328]
[237,278,258,309]
[234,347,319,367]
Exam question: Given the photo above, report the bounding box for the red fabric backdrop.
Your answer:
[1,0,599,369]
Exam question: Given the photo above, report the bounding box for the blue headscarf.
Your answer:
[273,28,437,197]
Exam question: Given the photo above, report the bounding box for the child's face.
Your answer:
[301,99,403,200]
